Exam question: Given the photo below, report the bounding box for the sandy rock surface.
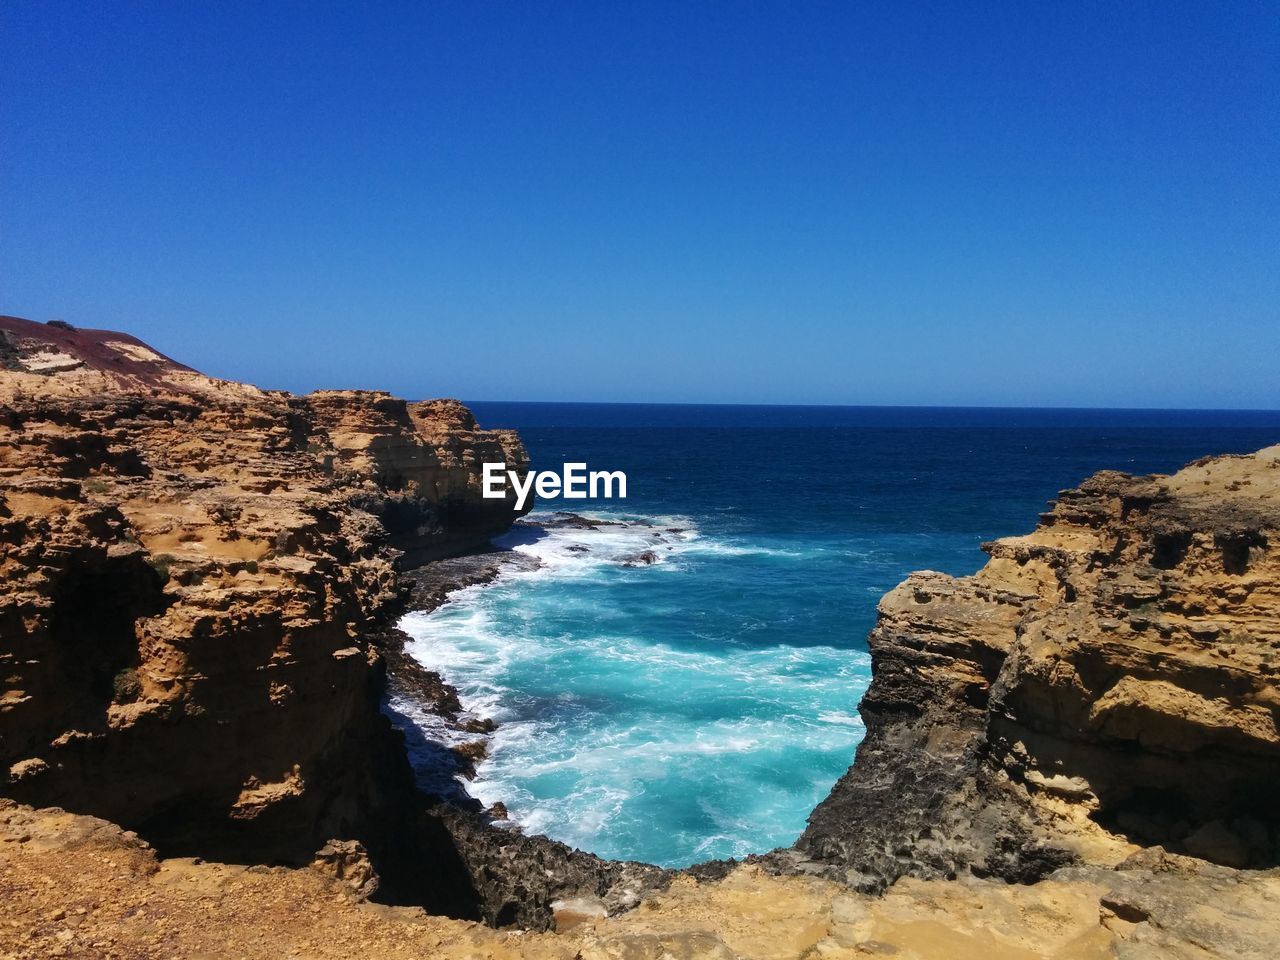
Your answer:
[4,801,1278,960]
[4,315,1280,956]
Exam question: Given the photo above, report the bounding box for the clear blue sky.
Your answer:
[3,3,1277,407]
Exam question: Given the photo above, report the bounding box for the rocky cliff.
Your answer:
[0,315,529,873]
[6,798,1280,959]
[4,313,1280,956]
[797,444,1280,888]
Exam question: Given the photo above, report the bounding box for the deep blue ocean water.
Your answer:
[394,404,1280,867]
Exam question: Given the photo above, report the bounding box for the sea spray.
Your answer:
[394,511,872,867]
[390,403,1280,866]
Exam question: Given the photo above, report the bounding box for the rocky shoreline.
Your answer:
[374,516,682,928]
[362,447,1280,948]
[792,447,1280,890]
[4,315,1279,956]
[379,516,618,799]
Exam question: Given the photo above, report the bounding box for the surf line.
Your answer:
[482,462,627,511]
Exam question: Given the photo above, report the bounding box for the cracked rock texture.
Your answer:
[798,443,1280,889]
[4,313,1280,956]
[0,314,528,865]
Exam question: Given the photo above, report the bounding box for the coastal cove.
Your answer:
[5,318,1280,955]
[392,402,1280,866]
[6,5,1280,953]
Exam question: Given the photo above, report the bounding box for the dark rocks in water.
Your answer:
[451,741,489,780]
[486,802,509,821]
[379,546,537,718]
[400,549,537,612]
[461,716,498,735]
[382,643,464,720]
[427,804,670,930]
[566,543,590,553]
[622,550,659,566]
[534,511,626,530]
[453,740,489,762]
[538,512,602,529]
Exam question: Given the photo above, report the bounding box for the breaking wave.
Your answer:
[393,510,871,867]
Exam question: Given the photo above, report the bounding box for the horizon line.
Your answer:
[454,398,1280,415]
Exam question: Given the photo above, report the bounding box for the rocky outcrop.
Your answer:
[305,392,527,564]
[6,798,1279,959]
[0,316,528,884]
[798,444,1280,888]
[427,804,670,929]
[6,313,1280,955]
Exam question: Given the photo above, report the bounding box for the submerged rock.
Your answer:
[534,512,627,530]
[622,550,660,566]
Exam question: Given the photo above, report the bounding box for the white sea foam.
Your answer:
[390,508,872,866]
[489,509,704,574]
[816,710,865,728]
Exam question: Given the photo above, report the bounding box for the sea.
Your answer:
[390,404,1280,868]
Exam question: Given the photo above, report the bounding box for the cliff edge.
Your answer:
[0,315,529,872]
[797,443,1280,888]
[4,314,1279,955]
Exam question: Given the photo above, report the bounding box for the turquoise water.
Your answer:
[394,404,1280,867]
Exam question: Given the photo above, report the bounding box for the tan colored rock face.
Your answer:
[4,800,1279,960]
[305,390,528,564]
[800,444,1280,885]
[986,449,1280,855]
[5,313,1280,957]
[0,316,527,863]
